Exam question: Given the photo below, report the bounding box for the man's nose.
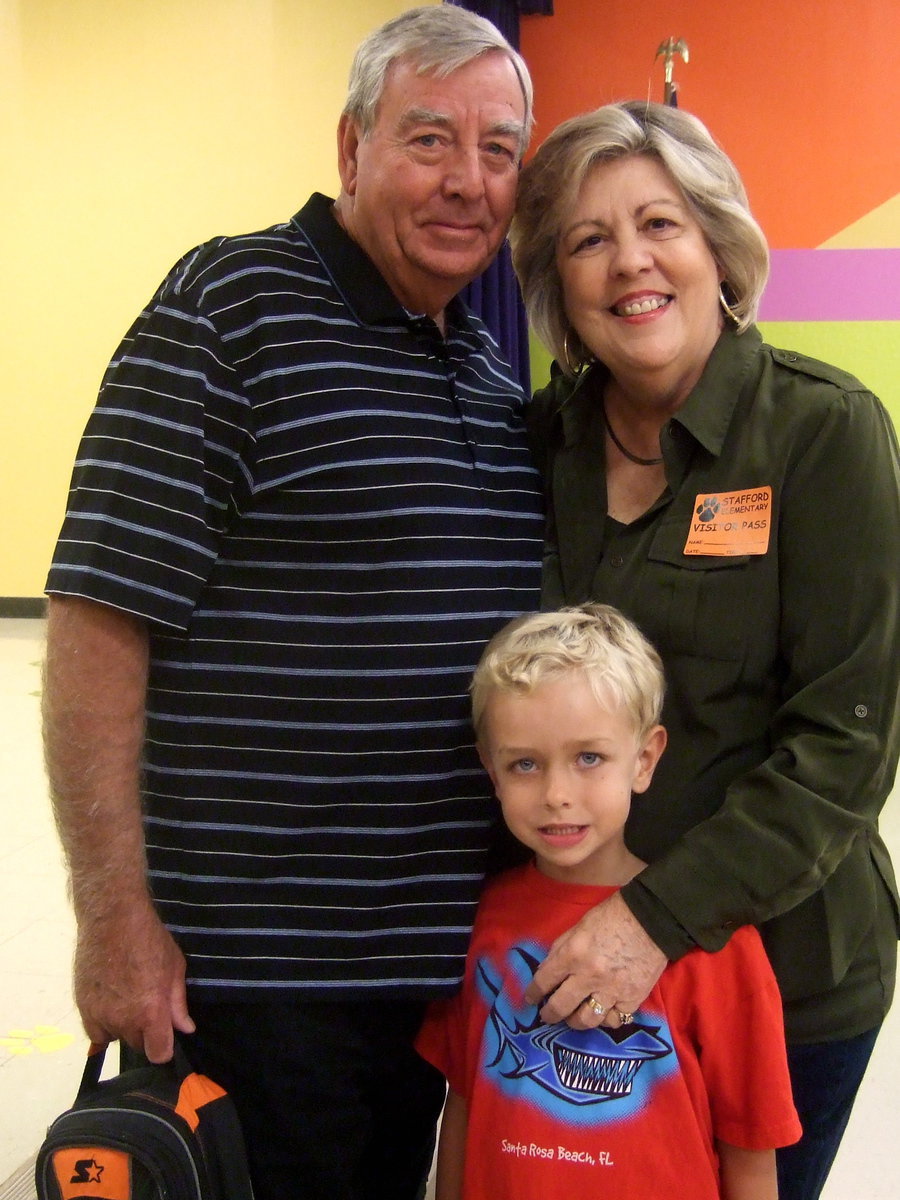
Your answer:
[442,146,486,201]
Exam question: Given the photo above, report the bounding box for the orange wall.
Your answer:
[520,0,900,250]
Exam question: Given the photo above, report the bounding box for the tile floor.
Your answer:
[1,616,898,1198]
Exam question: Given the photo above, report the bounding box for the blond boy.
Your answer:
[417,604,800,1200]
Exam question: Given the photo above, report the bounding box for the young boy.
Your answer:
[416,604,800,1200]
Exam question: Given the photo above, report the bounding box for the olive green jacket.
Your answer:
[528,325,900,1041]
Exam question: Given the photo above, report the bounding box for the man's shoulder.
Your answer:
[158,215,319,303]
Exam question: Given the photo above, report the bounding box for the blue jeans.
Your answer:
[184,998,446,1200]
[776,1026,881,1200]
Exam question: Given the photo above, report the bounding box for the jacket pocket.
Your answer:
[646,529,754,662]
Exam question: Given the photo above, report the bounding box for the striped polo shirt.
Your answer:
[47,193,543,998]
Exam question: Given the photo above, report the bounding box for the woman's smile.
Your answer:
[611,291,673,318]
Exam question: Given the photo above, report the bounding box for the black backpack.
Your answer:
[35,1042,255,1200]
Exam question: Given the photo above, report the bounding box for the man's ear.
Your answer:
[337,113,361,196]
[632,724,667,794]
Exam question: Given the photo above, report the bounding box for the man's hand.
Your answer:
[74,897,195,1063]
[44,596,194,1063]
[524,891,668,1028]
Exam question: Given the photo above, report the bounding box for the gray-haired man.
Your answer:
[43,8,541,1198]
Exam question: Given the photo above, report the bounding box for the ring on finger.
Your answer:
[585,997,606,1018]
[616,1009,635,1026]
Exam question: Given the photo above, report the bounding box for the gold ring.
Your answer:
[585,997,606,1018]
[617,1010,635,1025]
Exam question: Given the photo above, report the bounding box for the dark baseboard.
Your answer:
[0,597,47,618]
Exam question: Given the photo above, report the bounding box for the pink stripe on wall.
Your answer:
[758,250,900,321]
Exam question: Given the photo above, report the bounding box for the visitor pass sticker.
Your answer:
[683,487,772,556]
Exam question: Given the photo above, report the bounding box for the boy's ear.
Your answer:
[477,743,498,789]
[632,724,667,794]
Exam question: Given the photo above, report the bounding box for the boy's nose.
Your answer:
[543,770,571,810]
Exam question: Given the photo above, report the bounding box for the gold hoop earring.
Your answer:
[718,285,739,325]
[563,329,586,376]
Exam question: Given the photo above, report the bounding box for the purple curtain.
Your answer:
[446,0,553,390]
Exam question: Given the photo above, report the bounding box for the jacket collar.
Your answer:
[545,325,764,601]
[557,324,763,461]
[673,324,762,456]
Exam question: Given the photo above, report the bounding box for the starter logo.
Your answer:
[684,486,772,556]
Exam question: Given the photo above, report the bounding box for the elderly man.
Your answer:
[42,8,541,1199]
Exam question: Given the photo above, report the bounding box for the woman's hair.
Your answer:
[510,100,769,372]
[471,603,665,743]
[343,4,534,153]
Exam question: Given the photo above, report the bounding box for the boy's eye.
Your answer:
[578,751,601,766]
[512,757,537,774]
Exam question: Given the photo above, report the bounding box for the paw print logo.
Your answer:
[696,497,720,522]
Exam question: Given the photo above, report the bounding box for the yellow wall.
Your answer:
[1,0,435,597]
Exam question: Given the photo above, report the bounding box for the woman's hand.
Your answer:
[523,891,667,1027]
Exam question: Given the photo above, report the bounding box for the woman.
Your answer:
[509,100,900,1200]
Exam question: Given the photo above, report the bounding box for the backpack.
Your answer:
[35,1042,255,1200]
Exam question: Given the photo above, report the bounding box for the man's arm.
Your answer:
[42,594,194,1061]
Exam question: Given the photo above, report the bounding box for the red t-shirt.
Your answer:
[416,864,800,1200]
